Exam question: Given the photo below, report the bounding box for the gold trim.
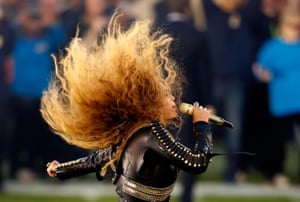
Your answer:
[120,176,175,201]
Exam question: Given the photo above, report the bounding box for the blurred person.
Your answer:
[76,0,133,49]
[253,7,300,186]
[261,0,288,34]
[118,0,160,21]
[8,7,66,181]
[37,0,69,47]
[202,0,258,183]
[0,4,15,189]
[77,0,110,47]
[159,0,212,202]
[162,0,211,106]
[39,0,89,170]
[105,0,121,15]
[109,1,135,28]
[262,0,288,18]
[38,0,64,27]
[235,0,273,183]
[44,14,216,202]
[61,0,83,41]
[153,0,169,29]
[1,0,27,21]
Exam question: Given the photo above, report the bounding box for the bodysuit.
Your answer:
[54,120,213,202]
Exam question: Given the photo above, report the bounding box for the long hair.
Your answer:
[40,13,183,174]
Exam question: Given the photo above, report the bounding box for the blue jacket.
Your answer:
[11,24,66,98]
[257,37,300,117]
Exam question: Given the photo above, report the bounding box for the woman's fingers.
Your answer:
[46,160,59,177]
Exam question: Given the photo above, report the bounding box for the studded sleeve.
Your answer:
[147,121,213,174]
[55,146,115,180]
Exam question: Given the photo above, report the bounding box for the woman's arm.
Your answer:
[147,121,212,174]
[47,146,116,180]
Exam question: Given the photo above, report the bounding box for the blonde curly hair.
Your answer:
[40,14,184,174]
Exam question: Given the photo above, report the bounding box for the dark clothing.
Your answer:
[54,121,213,202]
[237,0,273,177]
[161,18,211,105]
[261,114,300,180]
[8,98,46,177]
[203,0,271,182]
[204,0,255,79]
[61,9,82,43]
[238,83,271,172]
[8,96,87,178]
[0,17,14,186]
[0,18,14,102]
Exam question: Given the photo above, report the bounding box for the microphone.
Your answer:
[179,103,234,128]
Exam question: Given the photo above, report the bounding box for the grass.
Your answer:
[0,193,88,202]
[196,141,300,184]
[1,143,299,202]
[0,194,296,202]
[197,197,295,202]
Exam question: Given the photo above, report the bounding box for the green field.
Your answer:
[1,142,299,202]
[0,194,296,202]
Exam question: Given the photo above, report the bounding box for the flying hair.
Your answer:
[40,13,184,175]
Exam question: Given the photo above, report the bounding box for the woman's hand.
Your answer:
[192,102,211,123]
[46,160,60,177]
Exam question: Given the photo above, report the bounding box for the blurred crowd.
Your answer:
[0,0,300,200]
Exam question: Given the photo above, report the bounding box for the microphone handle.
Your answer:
[179,103,234,128]
[209,114,234,128]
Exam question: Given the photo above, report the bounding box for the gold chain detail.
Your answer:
[120,176,175,202]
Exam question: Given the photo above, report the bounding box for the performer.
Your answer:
[44,13,214,202]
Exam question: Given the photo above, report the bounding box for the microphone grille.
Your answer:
[179,103,193,115]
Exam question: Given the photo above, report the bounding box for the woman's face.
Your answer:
[160,88,177,123]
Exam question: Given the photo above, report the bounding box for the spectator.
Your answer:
[60,0,83,41]
[1,0,27,21]
[76,0,133,48]
[38,0,64,27]
[202,0,257,183]
[77,0,109,48]
[235,0,272,183]
[38,0,68,47]
[39,0,89,174]
[8,7,66,181]
[253,7,300,186]
[0,3,15,189]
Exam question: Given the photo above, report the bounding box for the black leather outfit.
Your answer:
[54,121,213,202]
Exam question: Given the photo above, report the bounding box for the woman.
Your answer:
[44,14,213,202]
